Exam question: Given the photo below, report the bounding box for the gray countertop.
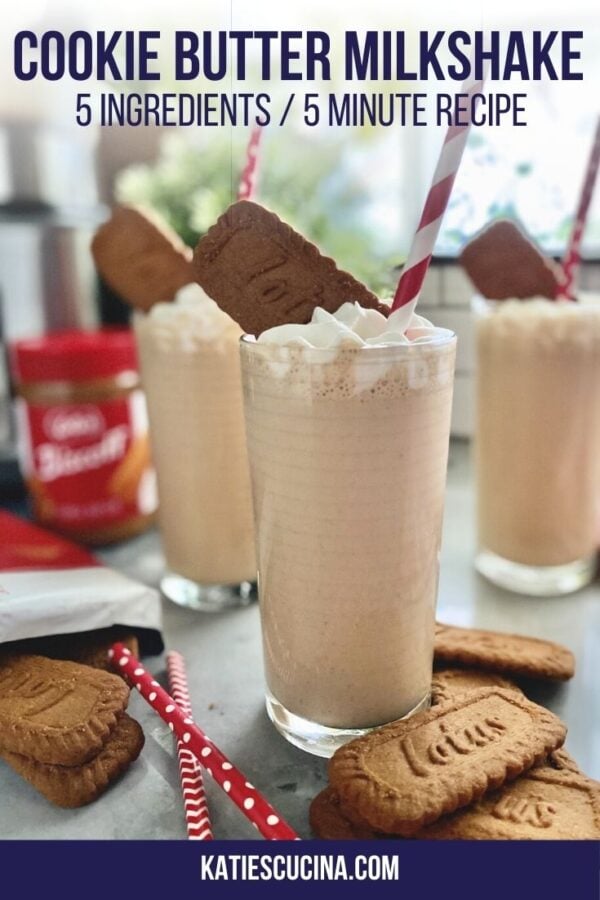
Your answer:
[1,440,598,839]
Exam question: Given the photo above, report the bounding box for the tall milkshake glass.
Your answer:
[475,297,600,595]
[134,285,256,610]
[240,305,456,756]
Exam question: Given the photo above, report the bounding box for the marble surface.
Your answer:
[1,440,598,839]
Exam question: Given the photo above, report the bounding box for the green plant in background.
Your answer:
[116,131,399,296]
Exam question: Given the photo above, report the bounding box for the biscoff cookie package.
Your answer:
[0,510,163,655]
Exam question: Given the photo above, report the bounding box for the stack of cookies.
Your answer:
[311,623,600,840]
[0,646,144,808]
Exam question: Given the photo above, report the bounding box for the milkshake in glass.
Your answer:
[241,302,456,756]
[475,297,600,595]
[135,284,256,610]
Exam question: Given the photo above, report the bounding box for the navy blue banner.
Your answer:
[0,840,598,899]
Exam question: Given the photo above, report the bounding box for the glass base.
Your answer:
[265,691,431,758]
[161,573,257,612]
[475,549,596,597]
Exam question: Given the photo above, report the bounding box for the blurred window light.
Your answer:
[437,77,600,256]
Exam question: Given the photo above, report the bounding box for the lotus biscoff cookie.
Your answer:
[311,768,600,841]
[547,747,581,775]
[329,687,566,836]
[193,200,387,335]
[310,787,379,841]
[417,766,600,840]
[434,623,575,681]
[310,758,589,842]
[0,655,130,766]
[431,668,523,705]
[459,220,562,300]
[91,205,195,311]
[1,714,145,808]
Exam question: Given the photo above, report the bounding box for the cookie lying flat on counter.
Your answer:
[310,786,380,841]
[0,655,130,766]
[418,766,600,840]
[434,622,575,681]
[547,747,581,775]
[311,746,596,841]
[328,688,566,837]
[312,669,530,838]
[431,668,523,705]
[1,714,145,808]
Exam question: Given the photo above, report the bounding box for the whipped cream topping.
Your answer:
[256,302,452,348]
[137,283,240,351]
[248,302,455,394]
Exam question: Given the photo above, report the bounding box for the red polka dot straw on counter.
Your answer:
[167,651,213,841]
[109,643,299,841]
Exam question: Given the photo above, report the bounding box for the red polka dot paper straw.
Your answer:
[391,75,484,315]
[167,651,213,841]
[558,116,600,300]
[237,126,263,201]
[109,643,299,841]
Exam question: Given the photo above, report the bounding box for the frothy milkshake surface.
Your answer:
[138,283,241,348]
[242,303,455,730]
[135,285,256,586]
[476,298,600,568]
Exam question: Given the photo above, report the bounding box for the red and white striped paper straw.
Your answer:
[167,651,213,841]
[558,117,600,300]
[391,78,484,314]
[237,126,263,201]
[109,643,299,841]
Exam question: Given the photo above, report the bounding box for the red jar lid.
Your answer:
[11,329,139,384]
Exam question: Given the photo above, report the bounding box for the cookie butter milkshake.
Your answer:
[241,303,456,756]
[135,285,256,609]
[475,298,600,595]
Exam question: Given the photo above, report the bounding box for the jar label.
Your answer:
[16,391,157,532]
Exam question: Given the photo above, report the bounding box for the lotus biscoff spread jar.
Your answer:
[10,330,158,544]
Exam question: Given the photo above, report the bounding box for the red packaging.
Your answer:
[10,330,158,545]
[0,511,163,650]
